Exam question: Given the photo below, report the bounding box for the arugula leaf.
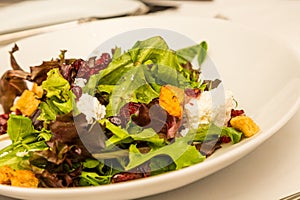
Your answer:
[83,53,133,95]
[0,115,50,170]
[176,41,208,66]
[80,158,116,186]
[125,137,205,171]
[112,47,122,60]
[106,65,159,116]
[101,119,165,148]
[186,124,221,142]
[84,36,206,97]
[129,36,169,63]
[197,41,208,66]
[83,158,100,169]
[0,141,48,169]
[80,171,112,186]
[186,123,243,144]
[149,156,176,176]
[130,127,165,147]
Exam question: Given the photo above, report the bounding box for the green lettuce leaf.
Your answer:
[186,123,221,142]
[106,65,159,116]
[221,127,243,144]
[79,171,112,186]
[149,156,176,176]
[83,53,133,95]
[101,119,165,148]
[7,114,36,143]
[176,41,208,66]
[112,47,122,60]
[125,137,205,170]
[0,140,49,170]
[84,36,207,98]
[129,36,169,63]
[42,68,70,100]
[186,123,243,144]
[38,68,74,121]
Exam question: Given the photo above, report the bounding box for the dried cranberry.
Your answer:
[228,109,245,126]
[76,61,90,79]
[0,113,9,135]
[73,53,112,80]
[95,53,111,68]
[72,59,85,71]
[111,172,144,183]
[220,136,231,143]
[60,64,73,83]
[15,109,22,115]
[231,109,245,118]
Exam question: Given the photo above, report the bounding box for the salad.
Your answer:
[0,36,259,188]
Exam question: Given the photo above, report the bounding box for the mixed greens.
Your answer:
[0,36,259,187]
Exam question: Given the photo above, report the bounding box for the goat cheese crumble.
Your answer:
[184,90,234,130]
[77,93,106,124]
[74,78,87,88]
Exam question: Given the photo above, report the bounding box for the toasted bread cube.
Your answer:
[11,90,40,116]
[31,83,43,98]
[159,85,184,118]
[0,166,39,188]
[10,169,39,188]
[230,116,260,137]
[0,166,14,185]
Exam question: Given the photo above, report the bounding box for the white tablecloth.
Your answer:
[0,0,299,199]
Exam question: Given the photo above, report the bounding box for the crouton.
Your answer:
[0,166,39,188]
[31,83,43,98]
[11,90,40,116]
[159,85,184,118]
[10,169,39,188]
[230,116,260,137]
[0,166,14,185]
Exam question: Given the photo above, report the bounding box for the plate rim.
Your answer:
[0,16,300,200]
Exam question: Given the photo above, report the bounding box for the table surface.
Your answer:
[0,0,300,199]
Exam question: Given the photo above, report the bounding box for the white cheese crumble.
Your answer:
[77,93,106,124]
[183,90,234,129]
[74,78,87,88]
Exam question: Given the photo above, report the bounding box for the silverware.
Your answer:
[280,191,300,200]
[0,0,182,46]
[0,18,95,46]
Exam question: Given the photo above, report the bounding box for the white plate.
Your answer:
[0,16,300,200]
[0,0,144,34]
